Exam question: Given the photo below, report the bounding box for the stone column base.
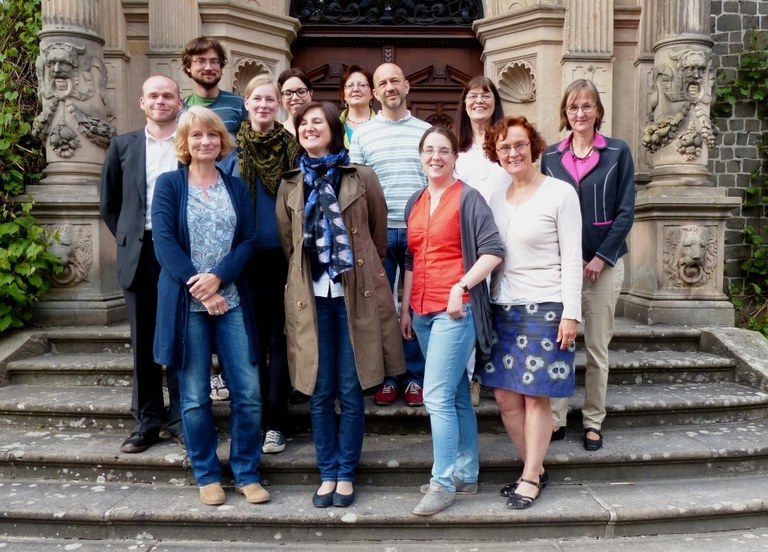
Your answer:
[624,185,740,326]
[623,295,734,326]
[24,184,125,327]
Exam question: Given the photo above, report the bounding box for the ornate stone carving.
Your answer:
[662,224,716,288]
[642,47,716,161]
[497,61,536,103]
[233,60,273,95]
[291,0,483,25]
[47,224,93,288]
[32,41,115,157]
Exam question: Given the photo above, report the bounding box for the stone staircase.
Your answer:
[1,319,768,547]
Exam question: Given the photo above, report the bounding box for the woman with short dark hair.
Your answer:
[277,101,404,509]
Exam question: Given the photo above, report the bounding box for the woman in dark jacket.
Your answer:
[152,106,266,507]
[540,79,635,452]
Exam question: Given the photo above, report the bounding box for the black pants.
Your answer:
[124,231,182,436]
[247,248,290,433]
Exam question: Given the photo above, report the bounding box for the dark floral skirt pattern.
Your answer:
[479,302,575,398]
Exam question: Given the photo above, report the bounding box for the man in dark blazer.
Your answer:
[100,75,184,453]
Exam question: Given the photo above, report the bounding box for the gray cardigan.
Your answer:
[404,182,505,361]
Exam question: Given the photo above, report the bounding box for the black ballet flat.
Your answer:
[499,470,548,498]
[584,428,603,451]
[312,489,334,508]
[551,427,566,441]
[332,489,356,508]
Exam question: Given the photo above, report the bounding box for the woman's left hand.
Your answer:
[447,285,466,320]
[187,272,222,302]
[557,318,578,350]
[202,292,229,316]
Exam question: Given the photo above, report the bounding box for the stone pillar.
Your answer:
[562,0,614,136]
[623,0,740,325]
[27,0,123,325]
[148,0,201,89]
[473,1,567,141]
[101,0,130,131]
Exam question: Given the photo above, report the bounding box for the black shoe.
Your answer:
[332,489,356,508]
[506,478,541,510]
[120,431,160,453]
[288,389,310,405]
[584,428,603,451]
[312,489,334,508]
[551,427,566,441]
[500,471,548,497]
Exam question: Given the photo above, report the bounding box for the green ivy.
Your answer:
[0,0,62,334]
[715,30,768,335]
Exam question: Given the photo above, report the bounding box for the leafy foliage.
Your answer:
[715,31,768,335]
[0,0,62,334]
[0,197,62,332]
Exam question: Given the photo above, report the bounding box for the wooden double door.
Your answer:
[291,33,484,129]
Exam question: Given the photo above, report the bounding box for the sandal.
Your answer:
[584,428,603,451]
[499,471,548,497]
[506,478,541,510]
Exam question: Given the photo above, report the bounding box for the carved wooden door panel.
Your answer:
[289,1,484,130]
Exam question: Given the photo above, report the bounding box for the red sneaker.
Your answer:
[403,382,424,407]
[374,383,397,406]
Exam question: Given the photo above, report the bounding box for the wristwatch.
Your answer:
[457,280,469,293]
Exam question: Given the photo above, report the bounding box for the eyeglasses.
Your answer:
[565,104,595,115]
[281,87,309,99]
[466,93,493,102]
[192,58,221,68]
[496,142,530,154]
[420,147,454,157]
[344,82,370,90]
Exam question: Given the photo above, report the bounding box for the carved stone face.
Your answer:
[46,45,77,81]
[680,229,704,268]
[678,50,708,101]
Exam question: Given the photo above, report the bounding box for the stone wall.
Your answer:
[710,0,768,290]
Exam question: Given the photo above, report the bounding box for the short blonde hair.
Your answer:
[175,106,235,164]
[243,74,280,100]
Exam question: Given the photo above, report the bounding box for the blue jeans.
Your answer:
[180,306,263,487]
[413,304,479,491]
[310,296,365,483]
[383,228,425,389]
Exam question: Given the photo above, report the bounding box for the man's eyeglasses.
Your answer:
[496,142,530,154]
[565,104,595,115]
[281,88,309,99]
[192,58,221,68]
[420,147,454,157]
[344,82,371,90]
[466,93,493,102]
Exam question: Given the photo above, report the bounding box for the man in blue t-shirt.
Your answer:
[181,36,246,138]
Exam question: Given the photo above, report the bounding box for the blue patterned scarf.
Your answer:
[301,150,354,282]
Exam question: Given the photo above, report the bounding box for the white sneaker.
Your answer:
[262,430,286,453]
[209,373,229,401]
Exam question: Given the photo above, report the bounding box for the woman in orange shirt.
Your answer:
[400,127,504,516]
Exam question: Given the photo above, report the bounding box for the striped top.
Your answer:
[349,111,430,228]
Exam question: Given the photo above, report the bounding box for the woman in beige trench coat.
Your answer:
[276,101,404,509]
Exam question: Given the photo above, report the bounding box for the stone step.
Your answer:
[4,529,768,552]
[5,349,735,388]
[1,474,767,543]
[0,381,765,434]
[1,420,766,487]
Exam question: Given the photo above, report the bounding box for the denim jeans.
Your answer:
[413,304,479,491]
[310,296,365,483]
[180,306,263,487]
[383,227,425,389]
